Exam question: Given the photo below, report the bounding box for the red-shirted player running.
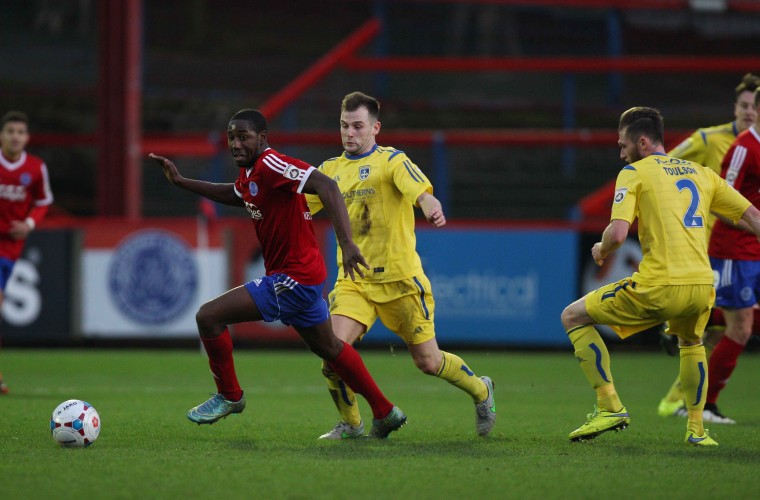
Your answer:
[149,109,406,438]
[0,111,54,395]
[705,93,760,424]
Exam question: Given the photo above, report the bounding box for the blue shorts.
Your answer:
[244,274,329,328]
[0,257,15,291]
[711,257,760,308]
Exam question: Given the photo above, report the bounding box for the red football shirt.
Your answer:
[0,151,54,260]
[233,148,326,285]
[709,127,760,260]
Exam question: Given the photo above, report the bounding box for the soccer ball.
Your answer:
[50,399,101,448]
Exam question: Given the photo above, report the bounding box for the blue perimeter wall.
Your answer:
[324,227,579,347]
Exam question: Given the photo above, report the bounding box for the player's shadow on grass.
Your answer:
[663,447,760,463]
[303,436,514,459]
[227,439,258,452]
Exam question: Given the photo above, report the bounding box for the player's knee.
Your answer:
[560,305,576,330]
[311,344,337,361]
[195,305,211,330]
[413,356,439,375]
[195,302,222,337]
[727,327,752,344]
[675,334,700,346]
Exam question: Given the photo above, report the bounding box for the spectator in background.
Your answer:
[305,92,496,440]
[657,73,760,421]
[148,109,406,438]
[561,106,760,446]
[0,111,54,394]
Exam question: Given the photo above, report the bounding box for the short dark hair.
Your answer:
[230,109,267,132]
[341,92,380,121]
[735,73,760,100]
[1,111,29,130]
[619,107,664,146]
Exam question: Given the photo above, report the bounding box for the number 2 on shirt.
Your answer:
[675,178,704,228]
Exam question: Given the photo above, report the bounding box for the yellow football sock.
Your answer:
[321,360,362,427]
[568,324,622,411]
[679,344,707,435]
[436,351,488,403]
[663,377,684,403]
[662,328,720,403]
[596,384,623,413]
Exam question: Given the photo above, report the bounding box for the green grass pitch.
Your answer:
[1,347,759,499]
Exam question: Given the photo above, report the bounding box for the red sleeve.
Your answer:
[32,161,54,206]
[721,143,748,188]
[262,153,313,194]
[27,205,49,228]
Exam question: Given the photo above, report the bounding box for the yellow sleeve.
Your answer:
[389,152,433,205]
[668,130,707,164]
[609,167,640,224]
[305,193,323,214]
[304,162,326,215]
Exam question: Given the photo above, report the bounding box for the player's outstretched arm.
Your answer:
[741,205,760,241]
[303,170,369,280]
[592,219,630,266]
[715,212,754,233]
[148,153,241,206]
[417,192,446,227]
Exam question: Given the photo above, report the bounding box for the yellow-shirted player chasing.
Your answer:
[561,106,760,446]
[306,91,496,439]
[657,73,760,419]
[670,74,759,175]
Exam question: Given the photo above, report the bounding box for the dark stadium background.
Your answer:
[2,0,759,348]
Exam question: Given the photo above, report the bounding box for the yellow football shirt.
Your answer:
[306,145,433,283]
[668,121,738,175]
[668,122,739,235]
[611,152,750,286]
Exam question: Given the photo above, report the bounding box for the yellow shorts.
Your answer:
[585,278,714,343]
[328,275,436,345]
